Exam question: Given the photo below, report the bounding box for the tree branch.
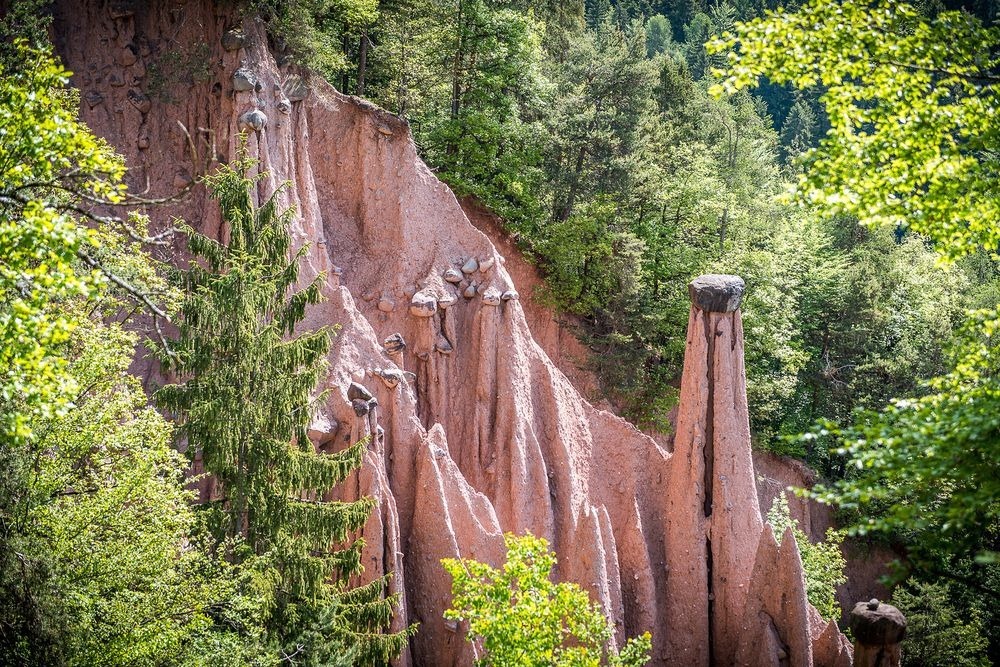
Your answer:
[876,59,1000,84]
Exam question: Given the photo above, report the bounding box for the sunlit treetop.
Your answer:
[708,1,1000,261]
[0,43,129,441]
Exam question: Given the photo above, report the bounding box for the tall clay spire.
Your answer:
[664,274,761,665]
[664,274,853,667]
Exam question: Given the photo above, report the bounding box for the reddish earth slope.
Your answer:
[52,3,855,663]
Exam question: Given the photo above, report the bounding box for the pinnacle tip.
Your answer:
[688,274,745,313]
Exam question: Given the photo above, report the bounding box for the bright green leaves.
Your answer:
[0,44,129,442]
[708,1,1000,259]
[0,41,260,665]
[0,44,125,202]
[443,533,652,667]
[802,306,1000,569]
[22,314,257,667]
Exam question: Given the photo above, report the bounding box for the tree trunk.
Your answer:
[446,0,465,156]
[341,34,351,92]
[450,0,464,122]
[558,145,588,222]
[357,32,369,96]
[718,206,729,255]
[397,16,409,115]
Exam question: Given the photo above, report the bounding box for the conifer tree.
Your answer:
[156,145,409,664]
[778,96,816,165]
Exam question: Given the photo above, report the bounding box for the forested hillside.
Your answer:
[256,0,1000,659]
[1,0,999,664]
[259,0,997,453]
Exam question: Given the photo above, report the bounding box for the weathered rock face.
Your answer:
[460,196,606,406]
[51,3,851,664]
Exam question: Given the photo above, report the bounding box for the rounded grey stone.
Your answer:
[688,274,745,313]
[376,368,404,389]
[84,90,104,109]
[127,89,151,114]
[849,600,906,646]
[383,333,406,354]
[233,68,257,92]
[283,75,310,102]
[409,290,437,317]
[347,381,373,402]
[238,109,267,132]
[351,398,371,417]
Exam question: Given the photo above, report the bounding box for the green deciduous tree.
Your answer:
[156,149,408,663]
[15,309,270,667]
[710,0,1000,598]
[709,0,1000,260]
[0,42,281,664]
[745,220,967,470]
[442,533,652,667]
[0,45,220,665]
[0,44,124,444]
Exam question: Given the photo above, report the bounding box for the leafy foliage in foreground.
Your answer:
[0,44,186,664]
[443,533,651,667]
[0,43,124,443]
[709,0,1000,260]
[14,312,271,667]
[0,45,275,664]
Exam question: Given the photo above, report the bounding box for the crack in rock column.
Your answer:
[664,274,762,665]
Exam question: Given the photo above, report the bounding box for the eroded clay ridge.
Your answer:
[53,2,850,664]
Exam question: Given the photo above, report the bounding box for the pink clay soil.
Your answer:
[52,2,863,663]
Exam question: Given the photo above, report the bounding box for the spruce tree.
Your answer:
[156,145,409,664]
[778,96,817,165]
